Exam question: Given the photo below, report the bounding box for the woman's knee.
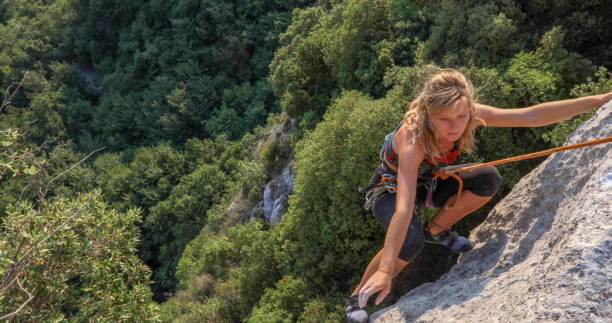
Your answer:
[398,231,425,262]
[372,193,396,228]
[470,165,501,197]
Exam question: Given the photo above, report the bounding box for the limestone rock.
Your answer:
[262,161,294,224]
[372,101,612,322]
[249,116,296,224]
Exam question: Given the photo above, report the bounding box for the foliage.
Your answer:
[297,298,343,323]
[387,0,437,67]
[258,119,293,173]
[92,152,133,211]
[270,0,394,119]
[146,162,228,292]
[40,141,98,199]
[64,0,313,149]
[0,191,159,321]
[536,26,595,98]
[247,275,308,323]
[504,50,558,106]
[117,142,227,296]
[174,219,281,320]
[569,67,612,98]
[0,128,36,180]
[0,124,40,217]
[230,222,281,318]
[514,0,612,66]
[417,0,526,67]
[176,232,233,286]
[0,0,314,152]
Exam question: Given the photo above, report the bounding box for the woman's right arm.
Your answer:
[378,143,422,272]
[358,137,424,307]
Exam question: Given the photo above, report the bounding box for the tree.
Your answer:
[0,192,159,321]
[145,163,228,292]
[269,0,394,119]
[0,77,159,321]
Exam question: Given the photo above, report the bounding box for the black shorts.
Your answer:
[369,163,501,262]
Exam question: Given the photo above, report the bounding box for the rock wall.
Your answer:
[250,161,294,224]
[372,101,612,322]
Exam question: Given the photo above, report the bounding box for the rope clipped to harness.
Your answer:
[431,135,612,209]
[430,170,463,208]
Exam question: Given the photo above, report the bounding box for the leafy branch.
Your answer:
[0,71,28,114]
[0,76,107,320]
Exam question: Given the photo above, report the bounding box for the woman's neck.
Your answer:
[439,139,456,152]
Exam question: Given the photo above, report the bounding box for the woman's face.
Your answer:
[430,98,470,144]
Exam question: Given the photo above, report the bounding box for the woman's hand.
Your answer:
[358,270,392,308]
[596,91,612,105]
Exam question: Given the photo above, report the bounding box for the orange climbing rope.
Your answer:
[431,136,612,208]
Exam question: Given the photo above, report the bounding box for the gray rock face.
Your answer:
[262,161,294,224]
[250,117,296,224]
[372,101,612,322]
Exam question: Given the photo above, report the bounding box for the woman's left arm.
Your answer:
[475,92,612,128]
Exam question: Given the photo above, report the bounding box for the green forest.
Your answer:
[1,0,611,321]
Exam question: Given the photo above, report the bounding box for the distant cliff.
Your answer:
[372,101,612,322]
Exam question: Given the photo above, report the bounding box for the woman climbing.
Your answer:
[345,68,612,322]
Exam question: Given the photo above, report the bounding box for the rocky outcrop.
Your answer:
[79,68,104,95]
[262,161,294,223]
[248,117,296,224]
[249,161,295,224]
[220,116,295,224]
[372,101,612,322]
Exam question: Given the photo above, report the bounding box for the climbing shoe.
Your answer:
[346,295,369,323]
[424,228,473,253]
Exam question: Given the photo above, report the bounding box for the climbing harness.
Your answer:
[362,173,397,210]
[432,135,612,208]
[361,168,441,210]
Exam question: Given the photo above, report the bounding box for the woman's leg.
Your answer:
[425,190,492,234]
[351,249,408,296]
[424,165,501,235]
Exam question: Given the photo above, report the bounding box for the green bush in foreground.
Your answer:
[0,191,159,321]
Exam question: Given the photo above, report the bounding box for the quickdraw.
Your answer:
[363,174,397,210]
[362,173,439,210]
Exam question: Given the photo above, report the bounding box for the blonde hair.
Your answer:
[404,69,481,162]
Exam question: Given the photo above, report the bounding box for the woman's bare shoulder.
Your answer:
[395,125,426,168]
